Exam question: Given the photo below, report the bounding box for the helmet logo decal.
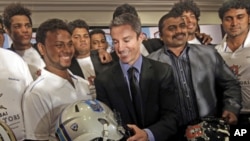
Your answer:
[70,123,78,131]
[85,100,104,112]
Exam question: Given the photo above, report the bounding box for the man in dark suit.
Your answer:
[68,19,113,84]
[148,11,242,141]
[95,13,178,141]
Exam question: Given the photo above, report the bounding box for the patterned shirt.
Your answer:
[164,46,199,125]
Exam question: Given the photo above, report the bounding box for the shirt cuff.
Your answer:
[144,129,155,141]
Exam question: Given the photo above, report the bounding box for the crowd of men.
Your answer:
[0,0,249,141]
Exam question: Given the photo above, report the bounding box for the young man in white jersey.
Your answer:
[215,0,250,139]
[0,48,33,140]
[3,3,45,79]
[22,19,92,141]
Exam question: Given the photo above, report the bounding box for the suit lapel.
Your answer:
[187,46,202,92]
[69,57,85,78]
[140,57,153,107]
[90,52,101,75]
[158,48,172,65]
[139,58,153,126]
[111,63,138,123]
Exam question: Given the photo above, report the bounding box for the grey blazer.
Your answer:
[148,44,242,117]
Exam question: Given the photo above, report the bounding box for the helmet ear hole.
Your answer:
[98,118,109,125]
[90,137,103,141]
[75,105,80,112]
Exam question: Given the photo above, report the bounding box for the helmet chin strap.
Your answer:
[102,123,109,141]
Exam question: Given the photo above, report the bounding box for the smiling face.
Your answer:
[38,29,74,71]
[6,15,32,50]
[160,16,188,48]
[111,24,142,65]
[181,11,198,39]
[222,8,250,38]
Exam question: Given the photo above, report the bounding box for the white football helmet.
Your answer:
[0,120,17,141]
[55,99,125,141]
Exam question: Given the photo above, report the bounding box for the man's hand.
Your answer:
[195,32,213,45]
[126,124,148,141]
[222,110,238,125]
[87,76,96,85]
[98,48,112,64]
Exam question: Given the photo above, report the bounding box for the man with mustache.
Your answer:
[148,11,241,141]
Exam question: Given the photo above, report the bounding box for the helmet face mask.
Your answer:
[0,120,17,141]
[55,99,124,141]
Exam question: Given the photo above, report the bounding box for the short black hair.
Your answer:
[2,3,32,30]
[89,29,106,38]
[170,0,200,21]
[68,19,89,34]
[36,18,71,45]
[158,11,182,37]
[218,0,250,20]
[112,3,138,19]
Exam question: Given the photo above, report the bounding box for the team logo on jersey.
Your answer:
[0,105,7,110]
[0,93,7,110]
[70,123,78,131]
[230,64,241,76]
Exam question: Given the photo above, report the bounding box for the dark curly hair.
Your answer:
[218,0,250,20]
[170,0,200,21]
[112,3,138,20]
[2,3,32,30]
[36,18,71,45]
[68,19,89,34]
[89,29,106,38]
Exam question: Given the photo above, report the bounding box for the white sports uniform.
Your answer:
[0,48,33,141]
[215,30,250,113]
[22,69,92,141]
[14,47,45,79]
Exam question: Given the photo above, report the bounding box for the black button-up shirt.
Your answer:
[165,45,199,125]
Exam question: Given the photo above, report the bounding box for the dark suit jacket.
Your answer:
[95,56,178,141]
[142,38,164,53]
[69,50,113,78]
[148,44,242,117]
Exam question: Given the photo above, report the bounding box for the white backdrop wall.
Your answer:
[0,0,224,28]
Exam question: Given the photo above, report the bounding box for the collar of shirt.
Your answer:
[164,43,190,57]
[40,68,78,87]
[120,55,142,80]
